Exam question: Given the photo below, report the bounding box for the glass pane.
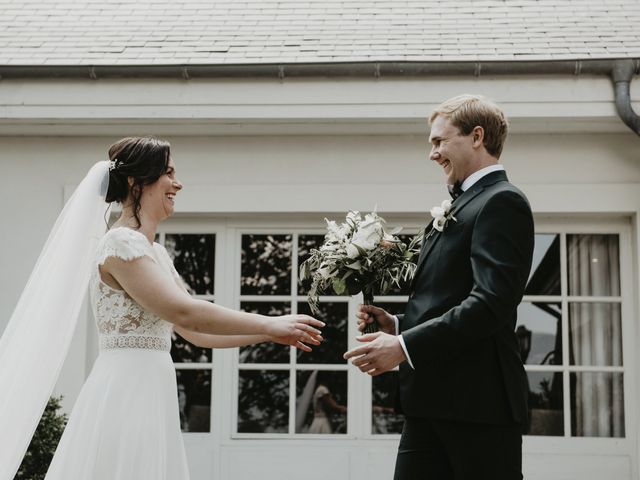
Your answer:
[298,234,330,295]
[241,234,292,295]
[239,302,291,364]
[297,302,347,364]
[569,303,622,366]
[296,370,347,434]
[516,302,562,365]
[171,330,212,363]
[567,234,620,297]
[525,234,560,296]
[384,234,419,296]
[237,370,289,433]
[372,372,404,434]
[176,369,211,433]
[526,371,563,436]
[570,372,624,437]
[165,234,215,295]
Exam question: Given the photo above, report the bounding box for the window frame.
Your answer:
[156,222,225,435]
[523,216,635,456]
[158,214,636,457]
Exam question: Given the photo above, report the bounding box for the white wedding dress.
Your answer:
[45,227,190,480]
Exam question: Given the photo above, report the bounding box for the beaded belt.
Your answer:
[99,335,171,352]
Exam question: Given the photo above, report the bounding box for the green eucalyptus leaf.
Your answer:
[333,277,347,295]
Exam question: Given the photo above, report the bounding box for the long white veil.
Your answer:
[0,161,109,479]
[295,369,318,433]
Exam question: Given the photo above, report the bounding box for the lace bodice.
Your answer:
[90,228,179,352]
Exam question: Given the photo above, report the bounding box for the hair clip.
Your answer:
[108,159,118,171]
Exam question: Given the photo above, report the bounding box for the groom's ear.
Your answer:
[471,126,485,149]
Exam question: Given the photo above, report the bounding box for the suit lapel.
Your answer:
[412,170,508,282]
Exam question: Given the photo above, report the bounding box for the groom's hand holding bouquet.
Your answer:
[299,210,421,376]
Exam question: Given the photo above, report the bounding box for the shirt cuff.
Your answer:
[393,315,415,369]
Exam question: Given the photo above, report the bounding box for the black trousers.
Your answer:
[393,417,523,480]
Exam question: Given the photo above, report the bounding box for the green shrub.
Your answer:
[14,396,68,480]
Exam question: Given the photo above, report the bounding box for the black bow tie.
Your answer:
[447,183,464,200]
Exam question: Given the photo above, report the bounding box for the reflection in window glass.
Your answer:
[569,303,622,366]
[241,234,292,295]
[516,303,561,365]
[297,302,347,364]
[567,234,620,297]
[372,372,404,434]
[176,369,211,433]
[526,371,563,436]
[165,234,215,295]
[571,372,624,438]
[239,302,291,364]
[170,331,212,363]
[298,234,333,295]
[238,370,289,433]
[296,370,347,434]
[525,234,560,296]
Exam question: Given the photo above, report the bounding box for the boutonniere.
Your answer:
[426,199,457,239]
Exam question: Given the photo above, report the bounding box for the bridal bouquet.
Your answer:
[299,211,421,332]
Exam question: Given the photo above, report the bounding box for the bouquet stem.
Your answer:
[362,290,379,334]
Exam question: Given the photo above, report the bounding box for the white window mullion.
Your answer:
[618,228,635,444]
[560,232,572,438]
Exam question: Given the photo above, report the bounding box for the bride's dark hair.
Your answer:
[105,136,171,228]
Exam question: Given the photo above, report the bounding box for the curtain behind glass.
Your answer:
[568,234,624,437]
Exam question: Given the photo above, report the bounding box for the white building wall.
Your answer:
[1,74,639,479]
[2,130,638,330]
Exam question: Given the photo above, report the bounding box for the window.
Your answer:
[161,232,216,433]
[236,233,349,436]
[158,217,632,445]
[520,232,625,438]
[234,231,420,437]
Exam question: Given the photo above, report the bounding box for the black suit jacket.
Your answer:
[398,170,534,426]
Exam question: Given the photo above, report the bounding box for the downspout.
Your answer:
[611,59,640,136]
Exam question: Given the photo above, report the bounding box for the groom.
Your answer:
[344,94,534,479]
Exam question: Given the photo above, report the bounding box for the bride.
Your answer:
[0,136,324,480]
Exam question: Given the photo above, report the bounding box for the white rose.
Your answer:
[351,217,383,251]
[433,216,447,232]
[430,206,445,218]
[346,243,360,258]
[440,199,452,212]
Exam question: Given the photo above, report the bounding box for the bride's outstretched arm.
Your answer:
[173,326,270,349]
[102,255,324,350]
[170,269,313,350]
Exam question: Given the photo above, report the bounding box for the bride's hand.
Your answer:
[268,314,325,352]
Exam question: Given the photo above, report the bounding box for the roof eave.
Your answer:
[1,58,639,79]
[1,58,638,136]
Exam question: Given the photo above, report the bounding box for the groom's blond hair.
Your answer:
[430,94,509,159]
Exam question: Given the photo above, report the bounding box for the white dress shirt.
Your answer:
[396,164,506,368]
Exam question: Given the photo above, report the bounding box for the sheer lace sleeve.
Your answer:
[96,227,155,265]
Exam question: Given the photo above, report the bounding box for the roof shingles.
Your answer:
[1,0,639,65]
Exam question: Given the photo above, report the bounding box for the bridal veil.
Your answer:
[0,161,109,479]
